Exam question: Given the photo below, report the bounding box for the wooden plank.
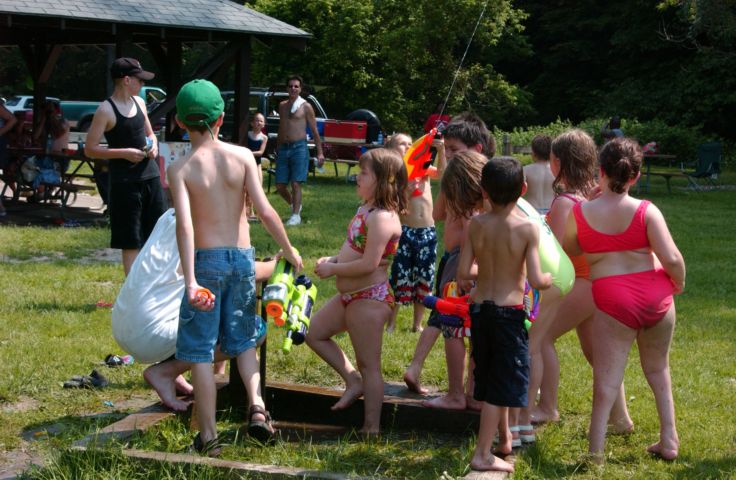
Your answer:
[116,448,383,479]
[261,381,480,434]
[72,403,176,449]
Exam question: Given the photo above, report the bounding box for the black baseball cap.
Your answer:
[110,57,155,80]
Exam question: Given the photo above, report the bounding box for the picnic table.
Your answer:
[2,144,102,211]
[639,153,677,193]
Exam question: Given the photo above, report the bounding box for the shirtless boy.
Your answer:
[168,79,302,454]
[457,157,552,472]
[404,113,494,410]
[276,75,325,226]
[523,134,555,214]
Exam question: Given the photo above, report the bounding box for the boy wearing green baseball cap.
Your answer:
[168,79,303,454]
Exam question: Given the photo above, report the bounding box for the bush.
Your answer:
[495,117,719,163]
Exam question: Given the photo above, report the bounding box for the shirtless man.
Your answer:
[167,79,302,450]
[276,75,325,226]
[85,58,166,275]
[522,134,555,214]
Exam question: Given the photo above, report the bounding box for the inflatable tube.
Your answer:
[112,209,183,363]
[515,197,574,295]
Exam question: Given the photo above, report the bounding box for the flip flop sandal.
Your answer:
[191,432,223,457]
[246,405,275,443]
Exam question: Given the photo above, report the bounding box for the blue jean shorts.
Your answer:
[176,247,266,363]
[276,139,309,184]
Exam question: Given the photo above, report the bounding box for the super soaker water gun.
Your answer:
[281,275,317,353]
[422,281,471,329]
[403,128,439,197]
[263,252,299,326]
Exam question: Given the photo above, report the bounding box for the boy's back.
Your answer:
[170,141,257,248]
[523,162,555,213]
[468,211,534,305]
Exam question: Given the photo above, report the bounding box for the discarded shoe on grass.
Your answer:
[63,369,109,389]
[104,354,134,367]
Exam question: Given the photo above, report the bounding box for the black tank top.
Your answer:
[105,97,159,183]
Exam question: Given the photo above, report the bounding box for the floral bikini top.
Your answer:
[346,205,400,260]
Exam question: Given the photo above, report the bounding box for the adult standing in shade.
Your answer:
[0,102,18,217]
[85,58,166,275]
[275,75,324,226]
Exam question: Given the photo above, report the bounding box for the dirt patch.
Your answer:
[0,248,121,265]
[1,396,39,414]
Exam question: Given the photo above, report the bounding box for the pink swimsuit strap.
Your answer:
[574,200,650,253]
[346,206,400,259]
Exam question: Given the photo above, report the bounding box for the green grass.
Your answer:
[1,163,735,478]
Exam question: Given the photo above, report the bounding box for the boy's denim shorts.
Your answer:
[276,139,309,184]
[176,247,266,363]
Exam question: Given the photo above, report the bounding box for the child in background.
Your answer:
[306,148,407,434]
[565,137,683,462]
[244,112,268,221]
[404,113,493,401]
[522,134,555,214]
[523,130,633,440]
[457,157,552,472]
[386,133,438,333]
[168,79,302,454]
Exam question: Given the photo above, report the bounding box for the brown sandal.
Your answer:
[247,404,275,443]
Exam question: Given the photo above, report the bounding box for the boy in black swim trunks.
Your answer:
[456,157,552,473]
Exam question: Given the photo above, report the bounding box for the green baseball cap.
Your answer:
[176,79,224,126]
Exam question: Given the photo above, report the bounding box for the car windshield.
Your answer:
[5,96,22,107]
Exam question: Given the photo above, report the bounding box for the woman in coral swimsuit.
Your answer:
[307,148,407,434]
[521,130,633,441]
[565,137,685,463]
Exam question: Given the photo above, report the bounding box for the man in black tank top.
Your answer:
[85,58,166,276]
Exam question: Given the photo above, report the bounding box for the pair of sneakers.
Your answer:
[286,205,302,226]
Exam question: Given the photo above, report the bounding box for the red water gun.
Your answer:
[422,293,471,329]
[403,128,439,196]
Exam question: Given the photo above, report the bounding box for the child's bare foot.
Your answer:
[403,369,428,395]
[385,321,396,334]
[466,396,483,411]
[470,453,514,472]
[608,418,635,435]
[411,325,424,333]
[332,375,363,411]
[174,374,194,396]
[422,394,466,410]
[529,407,559,424]
[494,431,514,456]
[144,367,192,412]
[646,440,679,461]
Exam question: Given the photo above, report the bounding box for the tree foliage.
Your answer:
[245,0,530,134]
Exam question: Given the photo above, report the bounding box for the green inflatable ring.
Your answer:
[515,197,574,295]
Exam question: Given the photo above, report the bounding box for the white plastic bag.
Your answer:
[112,209,184,363]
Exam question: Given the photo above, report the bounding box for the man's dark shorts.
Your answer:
[470,301,529,408]
[109,177,166,249]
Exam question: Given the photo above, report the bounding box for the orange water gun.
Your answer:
[403,128,439,196]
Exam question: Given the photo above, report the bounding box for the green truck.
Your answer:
[60,86,166,131]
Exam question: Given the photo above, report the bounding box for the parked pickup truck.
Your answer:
[61,86,167,131]
[220,87,382,147]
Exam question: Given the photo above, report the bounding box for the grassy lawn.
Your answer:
[1,163,735,478]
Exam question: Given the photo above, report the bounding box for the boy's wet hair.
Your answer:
[481,156,524,206]
[599,137,642,194]
[444,112,496,157]
[551,129,597,197]
[441,150,488,218]
[531,134,551,161]
[359,148,409,214]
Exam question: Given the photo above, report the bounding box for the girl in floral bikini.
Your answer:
[307,148,408,434]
